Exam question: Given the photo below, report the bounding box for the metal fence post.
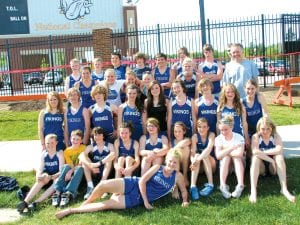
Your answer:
[48,35,56,91]
[157,24,161,53]
[207,19,211,45]
[5,39,13,95]
[261,14,266,88]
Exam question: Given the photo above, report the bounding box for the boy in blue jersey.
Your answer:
[64,58,81,97]
[17,134,65,213]
[111,52,127,80]
[79,127,116,200]
[55,148,189,219]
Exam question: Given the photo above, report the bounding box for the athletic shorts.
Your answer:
[124,176,142,208]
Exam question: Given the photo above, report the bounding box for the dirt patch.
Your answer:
[0,100,45,112]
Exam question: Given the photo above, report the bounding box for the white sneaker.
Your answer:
[220,185,231,199]
[231,185,244,198]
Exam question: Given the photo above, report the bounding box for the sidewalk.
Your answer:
[0,125,299,172]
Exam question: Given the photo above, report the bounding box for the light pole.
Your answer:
[199,0,206,47]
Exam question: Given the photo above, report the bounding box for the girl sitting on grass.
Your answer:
[189,118,216,200]
[139,118,169,175]
[215,115,245,199]
[249,116,295,203]
[114,122,140,178]
[17,134,64,213]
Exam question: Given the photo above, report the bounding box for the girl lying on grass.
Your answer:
[55,148,189,219]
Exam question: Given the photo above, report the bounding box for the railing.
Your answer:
[0,13,299,97]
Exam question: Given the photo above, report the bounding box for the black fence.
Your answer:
[0,13,299,96]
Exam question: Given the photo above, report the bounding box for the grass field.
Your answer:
[1,157,299,225]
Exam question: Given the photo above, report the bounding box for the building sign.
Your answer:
[0,0,30,35]
[59,0,93,20]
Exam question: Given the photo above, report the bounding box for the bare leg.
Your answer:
[24,177,50,203]
[56,195,126,219]
[190,162,200,187]
[203,157,213,185]
[116,157,125,178]
[101,162,112,181]
[232,157,244,186]
[249,156,261,203]
[35,184,55,203]
[141,157,151,176]
[181,146,190,186]
[219,156,231,187]
[83,164,93,183]
[125,156,136,177]
[274,155,296,203]
[83,178,125,204]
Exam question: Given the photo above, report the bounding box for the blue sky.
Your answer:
[136,0,300,26]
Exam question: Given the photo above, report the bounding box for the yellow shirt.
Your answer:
[63,144,85,167]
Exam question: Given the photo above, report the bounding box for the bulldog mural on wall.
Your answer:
[59,0,93,20]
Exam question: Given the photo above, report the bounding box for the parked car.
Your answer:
[27,72,43,85]
[267,62,290,75]
[43,71,63,85]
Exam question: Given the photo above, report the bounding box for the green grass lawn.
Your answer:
[1,157,299,225]
[0,111,39,141]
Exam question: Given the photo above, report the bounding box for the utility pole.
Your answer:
[199,0,206,47]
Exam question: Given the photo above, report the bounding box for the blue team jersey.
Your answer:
[145,134,163,150]
[92,71,104,81]
[196,133,209,153]
[79,81,96,109]
[114,65,127,80]
[43,111,65,150]
[259,136,275,151]
[90,142,110,163]
[145,166,176,202]
[90,104,114,135]
[67,105,85,140]
[242,94,263,137]
[171,97,193,137]
[196,96,218,134]
[122,103,143,141]
[68,74,81,89]
[176,73,197,99]
[220,106,243,136]
[154,67,171,96]
[43,151,59,175]
[201,60,221,94]
[133,66,152,80]
[119,138,135,157]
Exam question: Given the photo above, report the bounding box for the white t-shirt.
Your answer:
[99,80,125,106]
[215,132,245,148]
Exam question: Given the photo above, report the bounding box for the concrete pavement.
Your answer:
[0,125,299,172]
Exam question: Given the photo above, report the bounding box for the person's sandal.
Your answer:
[17,201,28,214]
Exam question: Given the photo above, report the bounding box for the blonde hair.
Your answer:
[91,84,108,101]
[218,83,243,116]
[67,87,81,99]
[256,116,276,136]
[166,148,182,161]
[146,117,160,133]
[219,115,234,128]
[198,78,214,94]
[70,58,80,64]
[45,133,58,142]
[46,91,64,114]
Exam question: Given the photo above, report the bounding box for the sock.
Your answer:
[87,181,94,189]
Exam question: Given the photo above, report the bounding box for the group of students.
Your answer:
[17,43,295,219]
